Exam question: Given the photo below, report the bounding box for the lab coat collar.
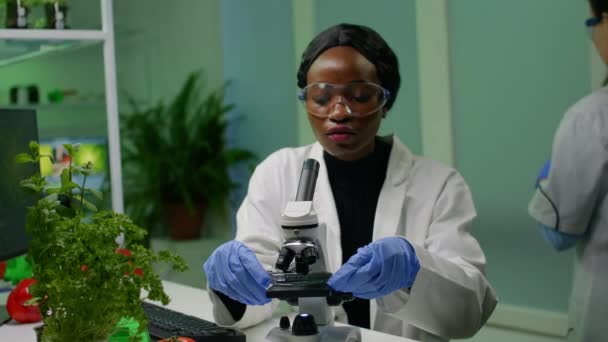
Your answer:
[309,134,414,187]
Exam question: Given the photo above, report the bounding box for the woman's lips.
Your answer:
[328,133,353,143]
[326,127,355,143]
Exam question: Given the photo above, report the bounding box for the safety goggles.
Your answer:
[298,82,390,118]
[585,16,601,39]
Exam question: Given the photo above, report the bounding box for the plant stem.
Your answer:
[80,174,88,215]
[68,156,73,204]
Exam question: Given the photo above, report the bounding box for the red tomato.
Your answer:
[115,248,132,257]
[158,337,196,342]
[115,248,143,277]
[0,261,6,278]
[6,278,43,323]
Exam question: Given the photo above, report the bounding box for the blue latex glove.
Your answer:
[535,160,551,188]
[203,241,271,305]
[538,224,579,251]
[327,237,420,299]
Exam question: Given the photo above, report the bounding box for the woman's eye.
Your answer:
[352,93,372,103]
[312,94,331,106]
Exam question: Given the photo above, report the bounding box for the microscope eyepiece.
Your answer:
[295,159,320,202]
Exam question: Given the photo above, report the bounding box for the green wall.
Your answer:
[449,0,590,312]
[114,0,224,106]
[219,0,298,159]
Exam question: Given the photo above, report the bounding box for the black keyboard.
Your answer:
[142,301,246,342]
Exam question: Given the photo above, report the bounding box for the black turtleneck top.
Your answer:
[215,137,392,329]
[323,137,392,329]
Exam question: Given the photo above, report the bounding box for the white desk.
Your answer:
[0,281,416,341]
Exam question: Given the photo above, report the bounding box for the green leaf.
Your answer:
[86,188,104,200]
[73,162,95,177]
[61,181,79,192]
[62,143,78,157]
[41,193,59,204]
[60,168,71,187]
[28,141,40,155]
[45,187,61,194]
[15,153,35,164]
[72,197,98,212]
[20,179,44,194]
[20,181,40,193]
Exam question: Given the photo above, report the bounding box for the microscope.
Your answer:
[265,159,361,342]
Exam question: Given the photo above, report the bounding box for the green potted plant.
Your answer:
[15,141,188,341]
[121,71,256,241]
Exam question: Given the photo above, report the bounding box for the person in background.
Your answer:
[204,23,497,341]
[528,1,608,340]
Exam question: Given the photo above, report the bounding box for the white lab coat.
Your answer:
[529,87,608,341]
[209,135,497,341]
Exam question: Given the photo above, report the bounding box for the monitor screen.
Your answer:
[0,108,38,262]
[38,137,109,202]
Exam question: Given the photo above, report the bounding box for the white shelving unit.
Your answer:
[0,0,123,213]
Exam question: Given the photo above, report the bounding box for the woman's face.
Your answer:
[305,46,385,161]
[591,7,608,64]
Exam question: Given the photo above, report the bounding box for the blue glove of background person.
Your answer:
[538,224,580,251]
[203,240,271,305]
[535,160,551,188]
[327,237,420,299]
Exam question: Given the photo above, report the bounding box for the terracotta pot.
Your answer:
[163,202,206,240]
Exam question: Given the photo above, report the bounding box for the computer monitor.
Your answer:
[0,108,38,262]
[39,136,109,199]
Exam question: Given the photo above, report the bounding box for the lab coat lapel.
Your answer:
[373,136,414,240]
[309,143,342,271]
[370,136,414,330]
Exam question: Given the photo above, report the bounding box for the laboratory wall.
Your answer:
[449,0,589,313]
[219,0,298,159]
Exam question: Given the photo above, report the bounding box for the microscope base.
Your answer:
[266,325,361,342]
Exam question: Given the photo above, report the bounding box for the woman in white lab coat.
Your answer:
[528,1,608,340]
[204,23,497,341]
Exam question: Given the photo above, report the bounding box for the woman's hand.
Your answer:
[327,237,420,299]
[203,241,271,305]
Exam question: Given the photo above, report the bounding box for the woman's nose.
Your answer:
[328,99,353,121]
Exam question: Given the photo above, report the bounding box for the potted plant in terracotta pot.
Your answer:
[121,71,256,241]
[15,142,188,341]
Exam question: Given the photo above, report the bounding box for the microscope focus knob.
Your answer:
[280,316,291,330]
[292,313,318,336]
[301,246,318,262]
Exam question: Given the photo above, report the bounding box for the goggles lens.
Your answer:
[299,82,389,117]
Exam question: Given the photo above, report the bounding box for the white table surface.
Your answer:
[0,280,416,341]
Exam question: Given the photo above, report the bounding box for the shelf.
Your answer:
[0,29,106,67]
[0,29,107,41]
[0,102,107,112]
